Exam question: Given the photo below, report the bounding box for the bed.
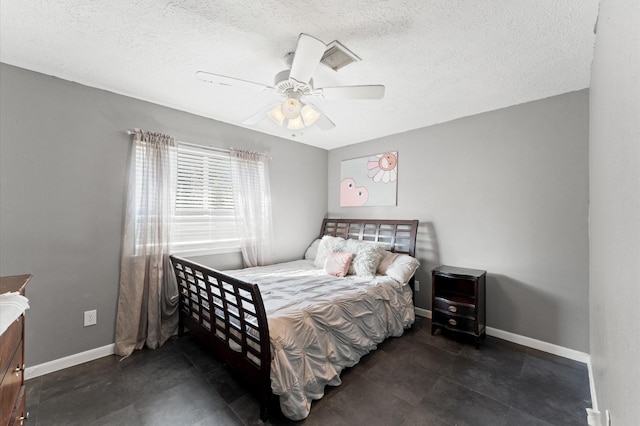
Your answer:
[170,218,419,421]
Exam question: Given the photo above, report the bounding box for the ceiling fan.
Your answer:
[196,33,385,131]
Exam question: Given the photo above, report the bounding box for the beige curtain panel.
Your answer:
[115,129,179,357]
[230,148,275,267]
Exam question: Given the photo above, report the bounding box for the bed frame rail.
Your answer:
[170,255,271,420]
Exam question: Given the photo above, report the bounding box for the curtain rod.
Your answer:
[125,130,231,154]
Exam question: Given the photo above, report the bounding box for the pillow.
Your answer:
[314,236,346,268]
[377,251,399,274]
[383,254,420,283]
[304,239,321,261]
[341,238,362,255]
[324,251,354,278]
[350,242,387,278]
[341,239,363,275]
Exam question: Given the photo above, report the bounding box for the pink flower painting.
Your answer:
[340,178,369,206]
[340,151,397,207]
[367,152,397,183]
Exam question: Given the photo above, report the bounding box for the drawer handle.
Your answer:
[448,306,457,313]
[448,319,457,326]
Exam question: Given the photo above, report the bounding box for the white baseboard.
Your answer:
[586,357,601,426]
[486,326,589,363]
[414,307,431,318]
[414,309,589,364]
[25,344,115,380]
[587,356,598,411]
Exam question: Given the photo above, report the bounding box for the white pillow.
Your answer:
[304,239,321,261]
[383,253,420,283]
[377,251,399,274]
[350,242,387,278]
[314,236,346,268]
[341,238,362,255]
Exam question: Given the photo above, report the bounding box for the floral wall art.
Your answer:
[340,152,398,207]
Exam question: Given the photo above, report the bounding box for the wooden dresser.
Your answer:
[0,274,30,426]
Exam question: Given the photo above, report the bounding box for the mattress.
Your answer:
[225,259,415,420]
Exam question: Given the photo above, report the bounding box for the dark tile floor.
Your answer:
[26,317,591,425]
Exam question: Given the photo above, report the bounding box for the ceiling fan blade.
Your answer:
[315,113,335,131]
[289,34,326,85]
[318,85,385,100]
[196,71,274,93]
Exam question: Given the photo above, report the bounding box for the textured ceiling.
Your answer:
[0,0,599,150]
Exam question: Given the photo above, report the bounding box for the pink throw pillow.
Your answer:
[324,251,354,278]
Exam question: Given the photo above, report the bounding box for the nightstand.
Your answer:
[431,265,486,348]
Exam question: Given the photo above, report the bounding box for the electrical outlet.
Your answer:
[415,280,420,291]
[84,309,97,327]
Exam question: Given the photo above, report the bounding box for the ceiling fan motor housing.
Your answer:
[274,69,314,96]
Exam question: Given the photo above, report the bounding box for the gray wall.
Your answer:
[0,60,593,365]
[589,0,640,422]
[0,63,328,366]
[328,91,590,352]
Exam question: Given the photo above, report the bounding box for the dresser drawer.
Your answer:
[1,340,24,426]
[0,317,22,378]
[433,311,476,334]
[433,297,476,318]
[9,385,26,426]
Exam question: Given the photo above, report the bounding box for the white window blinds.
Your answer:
[172,143,240,255]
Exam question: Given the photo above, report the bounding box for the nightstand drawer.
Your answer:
[433,297,476,318]
[433,311,476,333]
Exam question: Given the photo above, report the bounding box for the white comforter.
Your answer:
[225,259,415,420]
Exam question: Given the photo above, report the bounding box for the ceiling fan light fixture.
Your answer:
[281,96,302,119]
[300,104,320,126]
[270,92,319,130]
[286,116,304,130]
[267,105,285,125]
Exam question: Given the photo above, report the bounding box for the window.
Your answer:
[172,143,240,255]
